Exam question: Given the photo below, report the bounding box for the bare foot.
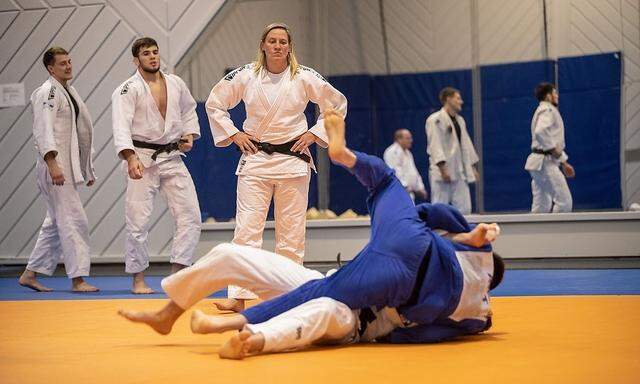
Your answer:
[191,310,247,334]
[18,270,52,292]
[213,298,245,313]
[117,301,184,335]
[71,277,99,292]
[466,223,501,247]
[132,272,155,294]
[218,331,253,360]
[324,111,349,162]
[191,310,222,334]
[118,310,173,335]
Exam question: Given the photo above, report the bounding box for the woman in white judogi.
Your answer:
[206,23,347,310]
[426,87,479,215]
[19,47,98,292]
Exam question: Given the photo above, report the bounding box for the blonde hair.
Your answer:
[254,22,298,77]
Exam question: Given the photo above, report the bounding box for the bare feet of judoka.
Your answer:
[118,301,184,335]
[213,298,245,313]
[455,223,501,247]
[218,330,265,360]
[132,272,155,294]
[324,110,356,168]
[18,270,53,292]
[71,277,99,292]
[191,310,248,334]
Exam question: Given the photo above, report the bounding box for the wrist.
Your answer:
[126,154,138,163]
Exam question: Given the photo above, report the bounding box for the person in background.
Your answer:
[383,128,427,202]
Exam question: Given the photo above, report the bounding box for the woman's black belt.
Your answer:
[238,140,311,163]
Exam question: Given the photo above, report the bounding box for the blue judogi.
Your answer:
[242,151,492,342]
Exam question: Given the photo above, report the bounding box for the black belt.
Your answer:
[358,307,377,337]
[133,140,183,161]
[237,140,311,163]
[532,148,554,155]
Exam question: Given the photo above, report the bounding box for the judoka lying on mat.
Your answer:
[118,111,505,359]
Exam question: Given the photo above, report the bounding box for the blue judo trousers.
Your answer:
[242,151,491,342]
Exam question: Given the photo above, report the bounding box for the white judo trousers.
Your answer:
[27,162,90,278]
[124,156,201,273]
[245,297,357,353]
[529,157,572,213]
[162,243,400,352]
[429,178,472,215]
[229,173,310,299]
[162,243,323,309]
[245,299,403,353]
[28,77,96,278]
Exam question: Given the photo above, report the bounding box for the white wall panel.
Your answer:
[177,0,316,100]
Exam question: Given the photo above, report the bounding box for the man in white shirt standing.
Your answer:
[383,129,427,202]
[111,37,202,294]
[425,87,479,215]
[524,82,575,213]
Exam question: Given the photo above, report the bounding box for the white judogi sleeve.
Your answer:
[175,76,200,139]
[383,143,409,187]
[301,68,348,148]
[411,155,426,192]
[205,65,251,147]
[111,80,138,157]
[32,85,59,159]
[459,118,479,182]
[460,121,479,166]
[426,114,447,166]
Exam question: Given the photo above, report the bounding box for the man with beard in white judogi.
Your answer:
[18,47,99,292]
[426,87,479,215]
[524,82,575,213]
[383,128,427,202]
[112,37,201,294]
[205,23,347,311]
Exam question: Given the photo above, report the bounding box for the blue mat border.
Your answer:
[1,269,639,301]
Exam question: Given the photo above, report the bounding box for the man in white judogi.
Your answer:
[112,37,201,294]
[18,47,99,292]
[426,87,479,215]
[524,82,575,213]
[383,129,427,202]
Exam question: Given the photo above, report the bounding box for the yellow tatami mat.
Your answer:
[1,296,639,384]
